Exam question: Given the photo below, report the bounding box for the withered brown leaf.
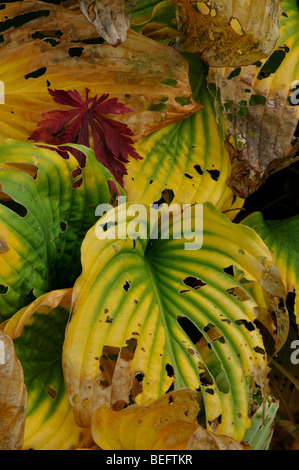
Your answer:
[0,331,27,450]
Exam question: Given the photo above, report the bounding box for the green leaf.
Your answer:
[242,212,299,327]
[131,0,177,41]
[4,289,93,450]
[0,140,122,321]
[244,394,279,450]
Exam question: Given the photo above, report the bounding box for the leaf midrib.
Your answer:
[144,255,189,391]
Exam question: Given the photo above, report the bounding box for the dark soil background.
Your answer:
[237,158,299,222]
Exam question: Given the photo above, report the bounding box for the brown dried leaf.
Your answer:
[207,9,299,198]
[0,331,27,450]
[187,426,250,450]
[173,0,281,67]
[79,0,140,46]
[93,339,139,413]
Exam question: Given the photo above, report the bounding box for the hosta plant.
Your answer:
[0,0,298,452]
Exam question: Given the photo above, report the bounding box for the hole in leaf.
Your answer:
[72,37,105,45]
[253,346,266,355]
[227,67,241,80]
[257,47,289,80]
[24,67,47,80]
[223,265,234,277]
[183,276,207,290]
[60,220,68,232]
[194,164,203,175]
[230,18,244,35]
[1,199,28,218]
[235,319,255,331]
[177,316,203,344]
[145,102,168,112]
[165,363,175,378]
[208,414,222,431]
[68,47,84,57]
[0,10,50,34]
[226,286,250,301]
[99,220,117,232]
[203,322,215,333]
[0,284,8,294]
[249,94,267,106]
[123,280,131,292]
[175,96,192,106]
[199,374,214,386]
[160,78,177,87]
[135,372,145,383]
[207,169,220,181]
[152,188,175,206]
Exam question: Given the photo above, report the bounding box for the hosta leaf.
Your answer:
[124,54,244,220]
[92,387,248,450]
[243,212,299,326]
[173,0,281,66]
[0,1,200,145]
[186,426,249,450]
[3,289,93,450]
[0,140,120,321]
[62,202,287,440]
[79,0,136,47]
[0,330,27,450]
[91,389,201,450]
[208,0,299,198]
[243,394,279,450]
[131,0,177,42]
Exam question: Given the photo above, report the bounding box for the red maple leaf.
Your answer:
[29,88,142,186]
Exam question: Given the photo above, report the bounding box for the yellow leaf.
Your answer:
[124,66,244,219]
[0,1,201,144]
[91,389,201,450]
[62,202,287,439]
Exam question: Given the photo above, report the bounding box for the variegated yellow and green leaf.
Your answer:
[208,0,299,198]
[243,212,299,327]
[124,55,244,220]
[3,289,94,450]
[62,202,287,441]
[0,140,121,321]
[131,0,177,42]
